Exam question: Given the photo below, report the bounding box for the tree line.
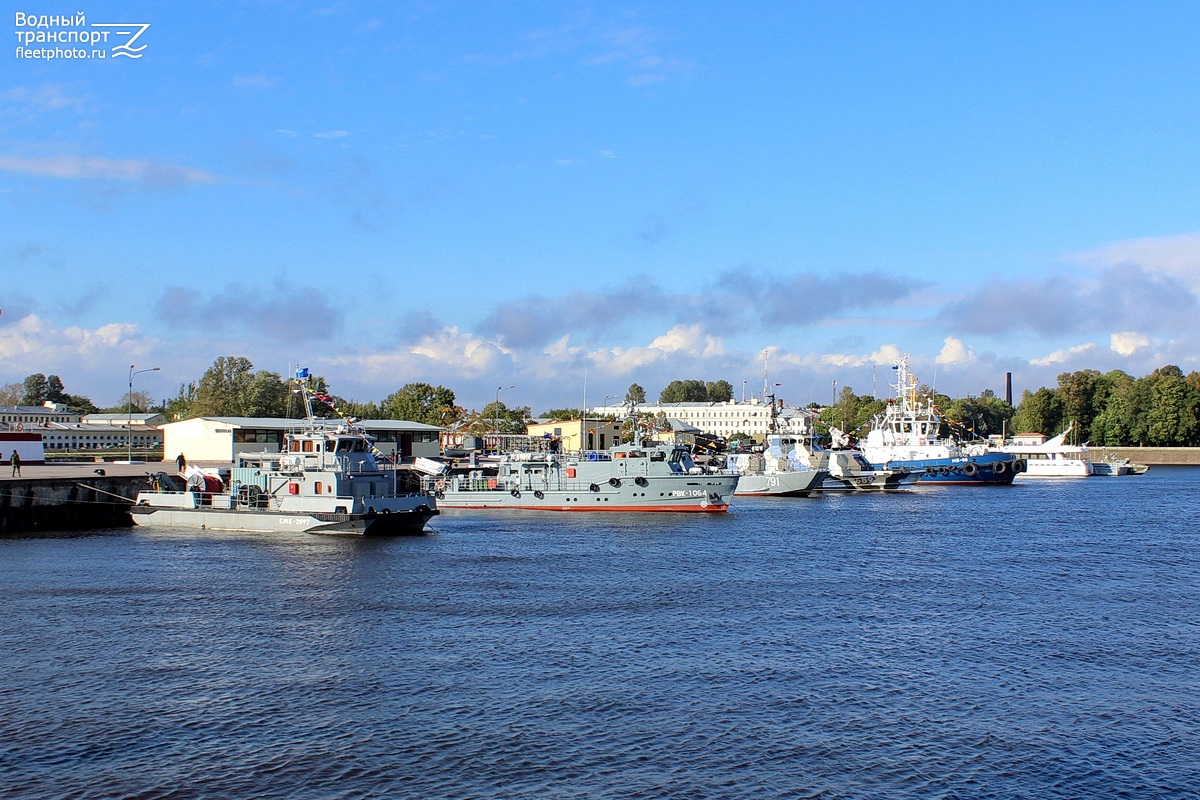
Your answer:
[819,365,1200,447]
[6,357,1200,446]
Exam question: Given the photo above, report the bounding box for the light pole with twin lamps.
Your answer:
[127,364,160,463]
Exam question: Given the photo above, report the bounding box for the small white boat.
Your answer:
[1090,453,1148,476]
[1002,424,1093,478]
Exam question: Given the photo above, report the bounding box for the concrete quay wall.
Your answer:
[1090,447,1200,466]
[0,465,150,534]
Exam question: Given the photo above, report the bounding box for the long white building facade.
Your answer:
[590,398,814,441]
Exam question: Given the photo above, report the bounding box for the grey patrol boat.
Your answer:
[424,438,738,512]
[130,382,437,535]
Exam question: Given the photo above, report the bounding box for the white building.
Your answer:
[0,402,80,428]
[40,421,163,452]
[590,398,814,441]
[161,416,443,463]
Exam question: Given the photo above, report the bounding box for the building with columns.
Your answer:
[589,398,814,442]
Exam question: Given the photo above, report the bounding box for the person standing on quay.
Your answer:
[176,452,186,472]
[10,450,20,477]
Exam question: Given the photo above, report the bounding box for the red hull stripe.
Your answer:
[441,504,729,512]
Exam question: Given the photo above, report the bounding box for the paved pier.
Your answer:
[0,461,186,534]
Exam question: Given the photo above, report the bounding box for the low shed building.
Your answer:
[162,416,443,463]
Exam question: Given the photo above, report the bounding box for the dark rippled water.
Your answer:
[3,468,1199,799]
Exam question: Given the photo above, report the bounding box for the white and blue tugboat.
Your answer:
[859,357,1023,485]
[131,378,438,535]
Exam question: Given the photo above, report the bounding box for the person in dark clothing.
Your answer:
[176,453,186,472]
[10,450,20,477]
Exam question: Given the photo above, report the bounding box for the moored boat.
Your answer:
[819,447,924,492]
[727,433,827,497]
[424,440,738,511]
[859,356,1022,485]
[1090,453,1149,476]
[130,373,437,535]
[1001,424,1093,478]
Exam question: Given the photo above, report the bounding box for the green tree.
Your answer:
[541,408,582,422]
[113,389,155,414]
[1013,387,1061,436]
[45,375,67,404]
[659,379,708,403]
[192,356,258,417]
[820,386,885,438]
[1088,370,1135,445]
[241,370,289,417]
[0,382,21,405]
[1092,389,1134,446]
[20,373,48,405]
[62,393,99,415]
[381,382,458,425]
[1056,369,1102,434]
[335,399,383,421]
[625,383,646,405]
[166,382,198,421]
[1146,373,1200,445]
[943,390,1015,440]
[458,402,530,435]
[706,380,734,402]
[480,401,530,434]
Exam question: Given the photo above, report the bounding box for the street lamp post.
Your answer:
[494,384,515,437]
[128,364,160,463]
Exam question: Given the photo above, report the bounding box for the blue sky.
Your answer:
[3,1,1200,412]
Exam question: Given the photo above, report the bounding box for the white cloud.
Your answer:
[0,313,151,374]
[1110,330,1150,356]
[313,130,350,139]
[1030,343,1095,366]
[411,327,510,372]
[0,155,219,185]
[817,344,904,368]
[543,335,583,360]
[935,336,974,365]
[1067,232,1200,291]
[323,328,512,389]
[1,82,90,113]
[590,324,724,373]
[232,74,277,90]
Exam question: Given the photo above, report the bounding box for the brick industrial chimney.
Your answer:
[1005,372,1013,406]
